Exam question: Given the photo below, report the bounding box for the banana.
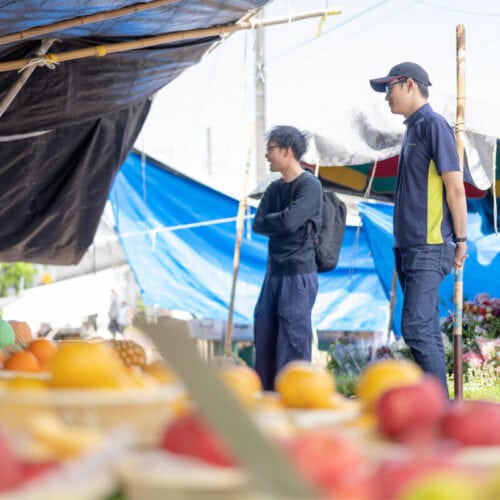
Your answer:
[27,413,103,459]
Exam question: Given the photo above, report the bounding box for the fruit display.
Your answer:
[8,320,33,344]
[0,330,498,499]
[152,359,499,499]
[356,358,424,410]
[275,360,336,409]
[375,376,448,443]
[217,364,263,408]
[441,400,500,446]
[0,319,15,349]
[110,339,147,368]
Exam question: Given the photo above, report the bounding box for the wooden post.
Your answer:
[453,24,466,401]
[225,135,254,357]
[255,10,267,182]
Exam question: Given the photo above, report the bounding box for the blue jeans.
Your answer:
[395,244,454,395]
[254,273,318,390]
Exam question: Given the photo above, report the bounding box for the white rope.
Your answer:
[119,213,255,239]
[18,55,59,72]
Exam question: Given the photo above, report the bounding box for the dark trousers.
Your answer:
[253,272,318,390]
[395,244,454,395]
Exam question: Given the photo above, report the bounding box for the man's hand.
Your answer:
[454,241,467,269]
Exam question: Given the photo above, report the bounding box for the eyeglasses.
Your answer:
[385,77,407,96]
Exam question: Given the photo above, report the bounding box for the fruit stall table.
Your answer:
[0,319,499,499]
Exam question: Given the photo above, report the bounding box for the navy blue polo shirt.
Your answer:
[394,103,460,248]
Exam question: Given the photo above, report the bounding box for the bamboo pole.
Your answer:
[0,39,55,119]
[386,270,398,343]
[0,0,180,46]
[0,9,342,74]
[453,24,466,401]
[225,133,254,357]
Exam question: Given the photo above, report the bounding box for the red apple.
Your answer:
[19,461,59,484]
[161,412,237,467]
[376,376,448,443]
[283,429,374,499]
[0,431,22,492]
[441,400,500,446]
[375,457,469,500]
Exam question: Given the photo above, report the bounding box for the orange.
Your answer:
[356,359,424,411]
[4,350,41,372]
[125,365,160,388]
[275,360,335,409]
[218,364,263,408]
[143,359,179,384]
[27,338,58,371]
[49,340,135,389]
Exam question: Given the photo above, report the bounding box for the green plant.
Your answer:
[447,364,500,402]
[334,372,358,397]
[0,263,36,297]
[327,336,416,397]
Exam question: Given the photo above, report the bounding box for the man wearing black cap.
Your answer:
[370,62,468,395]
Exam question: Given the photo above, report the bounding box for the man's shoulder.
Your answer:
[264,177,283,193]
[420,104,452,128]
[296,169,321,187]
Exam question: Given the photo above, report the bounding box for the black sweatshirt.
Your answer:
[253,170,323,276]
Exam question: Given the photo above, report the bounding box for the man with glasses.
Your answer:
[370,62,468,395]
[252,125,322,390]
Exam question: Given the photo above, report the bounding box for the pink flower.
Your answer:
[463,351,484,368]
[476,337,500,363]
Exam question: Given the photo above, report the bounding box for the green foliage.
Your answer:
[0,263,37,297]
[447,364,500,402]
[334,372,358,397]
[327,336,415,397]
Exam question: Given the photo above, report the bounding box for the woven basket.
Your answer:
[0,383,185,446]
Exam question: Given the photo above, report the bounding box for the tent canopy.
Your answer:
[307,96,500,207]
[0,0,268,265]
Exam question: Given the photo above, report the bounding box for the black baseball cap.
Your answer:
[369,62,432,92]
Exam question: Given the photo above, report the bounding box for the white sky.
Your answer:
[136,0,500,197]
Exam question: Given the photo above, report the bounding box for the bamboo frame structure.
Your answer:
[0,0,180,46]
[0,39,55,119]
[0,9,341,73]
[453,24,466,401]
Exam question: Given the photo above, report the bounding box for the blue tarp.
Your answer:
[109,152,389,332]
[358,200,500,337]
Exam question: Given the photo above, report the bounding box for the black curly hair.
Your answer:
[266,125,309,161]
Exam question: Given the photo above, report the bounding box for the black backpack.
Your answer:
[291,175,347,273]
[314,188,347,273]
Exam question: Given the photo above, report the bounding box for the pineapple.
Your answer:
[9,320,33,345]
[111,339,146,368]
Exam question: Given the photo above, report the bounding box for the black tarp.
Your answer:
[0,0,268,264]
